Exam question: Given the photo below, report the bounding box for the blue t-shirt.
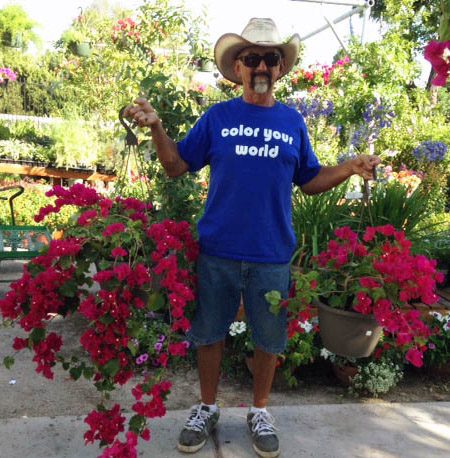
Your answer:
[177,97,321,264]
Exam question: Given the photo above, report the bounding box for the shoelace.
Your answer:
[250,411,277,436]
[185,406,214,432]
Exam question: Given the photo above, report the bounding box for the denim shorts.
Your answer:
[187,253,290,354]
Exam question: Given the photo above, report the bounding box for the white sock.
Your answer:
[201,402,218,412]
[250,406,268,414]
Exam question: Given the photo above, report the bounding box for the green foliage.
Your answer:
[423,312,450,368]
[281,324,320,388]
[0,4,40,49]
[48,119,102,169]
[358,181,431,236]
[0,182,75,230]
[413,212,450,269]
[291,183,353,267]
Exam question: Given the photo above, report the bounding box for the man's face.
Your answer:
[234,46,284,94]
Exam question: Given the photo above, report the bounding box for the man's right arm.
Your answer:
[123,98,189,177]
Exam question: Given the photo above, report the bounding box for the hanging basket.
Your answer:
[317,301,383,358]
[2,32,23,48]
[69,41,92,57]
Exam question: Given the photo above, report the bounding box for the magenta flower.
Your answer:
[111,247,128,258]
[102,223,126,237]
[424,40,450,86]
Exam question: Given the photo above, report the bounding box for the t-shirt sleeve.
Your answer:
[177,111,211,173]
[293,116,322,186]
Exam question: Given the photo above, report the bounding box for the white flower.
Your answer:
[320,348,333,360]
[443,47,450,64]
[229,321,247,336]
[429,311,444,322]
[299,320,313,333]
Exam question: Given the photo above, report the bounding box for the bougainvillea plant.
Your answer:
[424,40,450,86]
[0,183,199,457]
[267,225,444,368]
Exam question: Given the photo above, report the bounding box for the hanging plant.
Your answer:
[0,182,199,456]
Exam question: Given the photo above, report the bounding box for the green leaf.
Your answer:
[127,341,138,356]
[83,367,95,380]
[328,295,345,308]
[265,290,282,306]
[101,359,120,378]
[29,328,46,344]
[58,279,78,298]
[147,292,165,311]
[97,259,112,270]
[128,414,146,433]
[127,321,141,338]
[69,366,83,380]
[59,256,73,270]
[3,356,15,369]
[99,314,115,325]
[26,262,45,277]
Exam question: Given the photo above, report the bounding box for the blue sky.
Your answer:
[0,0,381,66]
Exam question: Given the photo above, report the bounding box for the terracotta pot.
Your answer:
[317,301,383,358]
[332,363,359,386]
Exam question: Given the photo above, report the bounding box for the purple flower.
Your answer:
[351,99,395,147]
[413,141,448,163]
[136,353,149,365]
[428,343,436,350]
[287,96,334,119]
[154,342,163,352]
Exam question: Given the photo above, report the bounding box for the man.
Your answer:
[125,17,379,458]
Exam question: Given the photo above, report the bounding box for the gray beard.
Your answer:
[251,74,271,94]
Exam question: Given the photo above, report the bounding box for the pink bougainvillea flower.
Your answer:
[424,40,450,86]
[405,347,424,367]
[111,247,128,258]
[102,223,126,237]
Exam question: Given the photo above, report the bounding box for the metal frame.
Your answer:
[289,0,375,46]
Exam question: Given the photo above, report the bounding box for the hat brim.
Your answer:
[214,33,301,84]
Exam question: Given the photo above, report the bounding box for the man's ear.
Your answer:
[233,60,242,80]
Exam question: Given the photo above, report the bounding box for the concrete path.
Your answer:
[0,402,449,457]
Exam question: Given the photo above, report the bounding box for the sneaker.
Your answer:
[247,411,280,458]
[177,404,220,453]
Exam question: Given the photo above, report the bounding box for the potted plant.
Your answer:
[267,224,444,367]
[423,311,450,375]
[0,182,199,456]
[0,5,40,49]
[61,28,91,57]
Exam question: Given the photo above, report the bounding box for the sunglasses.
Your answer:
[237,52,282,68]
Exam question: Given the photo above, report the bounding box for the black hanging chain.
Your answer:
[116,106,152,200]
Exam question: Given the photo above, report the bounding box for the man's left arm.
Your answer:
[300,154,380,195]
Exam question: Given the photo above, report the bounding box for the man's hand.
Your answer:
[123,98,160,128]
[350,155,380,180]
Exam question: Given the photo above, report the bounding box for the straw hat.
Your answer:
[214,18,301,84]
